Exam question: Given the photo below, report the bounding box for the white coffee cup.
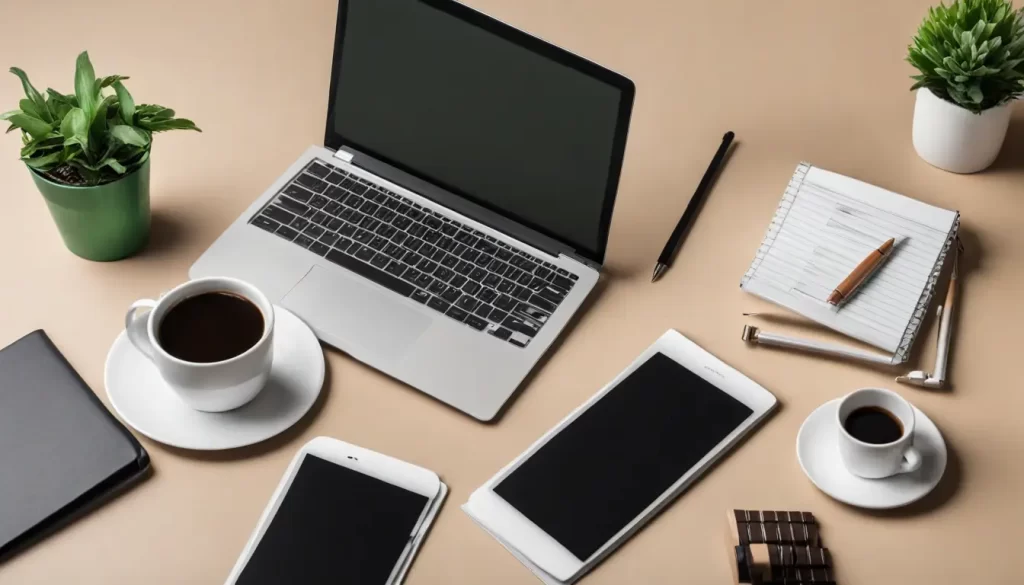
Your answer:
[125,277,274,412]
[837,388,923,479]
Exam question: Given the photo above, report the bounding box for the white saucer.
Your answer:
[105,306,325,450]
[796,398,946,509]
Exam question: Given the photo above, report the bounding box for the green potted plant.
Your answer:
[908,0,1024,173]
[2,52,199,261]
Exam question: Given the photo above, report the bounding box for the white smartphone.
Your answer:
[225,437,444,585]
[465,330,777,583]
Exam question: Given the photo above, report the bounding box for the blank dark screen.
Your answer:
[236,455,428,585]
[494,353,753,560]
[332,0,624,258]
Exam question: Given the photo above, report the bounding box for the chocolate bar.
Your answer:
[729,510,821,546]
[734,544,833,584]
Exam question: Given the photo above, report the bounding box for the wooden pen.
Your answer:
[827,237,896,305]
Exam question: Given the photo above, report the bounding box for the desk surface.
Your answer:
[2,0,1023,583]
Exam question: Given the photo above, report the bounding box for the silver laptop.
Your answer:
[191,0,634,421]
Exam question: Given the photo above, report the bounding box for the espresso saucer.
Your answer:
[105,306,325,450]
[796,398,946,509]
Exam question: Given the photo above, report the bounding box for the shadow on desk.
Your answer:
[989,112,1024,173]
[159,358,332,462]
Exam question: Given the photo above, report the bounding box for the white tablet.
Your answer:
[225,437,445,585]
[465,330,777,583]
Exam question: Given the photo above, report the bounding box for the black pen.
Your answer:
[651,131,735,283]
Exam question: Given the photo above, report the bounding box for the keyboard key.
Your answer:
[457,296,479,312]
[414,273,433,289]
[402,251,422,265]
[495,249,513,260]
[334,237,352,252]
[417,259,438,273]
[409,223,428,238]
[371,190,388,204]
[434,267,455,282]
[534,267,552,280]
[296,173,327,192]
[424,216,443,229]
[474,253,492,267]
[455,231,477,246]
[384,197,400,210]
[470,267,488,282]
[537,284,568,304]
[402,268,422,283]
[392,216,412,230]
[411,290,430,304]
[556,268,571,277]
[307,162,331,178]
[303,224,325,238]
[420,243,437,257]
[376,225,397,239]
[325,201,343,215]
[451,243,468,256]
[312,211,330,226]
[385,260,406,277]
[528,277,547,291]
[530,294,557,313]
[515,303,551,324]
[423,230,441,244]
[383,243,403,259]
[310,194,330,209]
[474,240,498,254]
[264,205,296,225]
[465,315,488,330]
[359,217,381,231]
[355,245,376,262]
[517,272,533,286]
[325,249,415,297]
[252,215,280,232]
[344,193,364,207]
[437,236,454,251]
[496,279,514,293]
[391,231,408,245]
[474,304,492,319]
[513,286,532,301]
[520,260,537,273]
[339,223,356,237]
[462,280,482,295]
[441,286,462,303]
[369,236,388,251]
[349,210,365,224]
[450,274,468,288]
[489,309,509,323]
[275,225,299,240]
[326,171,347,185]
[428,280,447,295]
[407,209,425,221]
[494,295,517,311]
[552,275,575,291]
[284,184,313,202]
[360,200,379,215]
[446,306,468,322]
[353,229,372,244]
[508,255,524,268]
[290,216,310,231]
[440,254,459,268]
[461,249,480,263]
[455,261,473,275]
[427,297,450,314]
[328,218,344,232]
[441,223,458,236]
[431,248,446,262]
[483,274,501,287]
[504,315,540,338]
[350,183,368,195]
[508,333,530,348]
[370,253,390,269]
[477,288,498,303]
[309,241,330,256]
[506,267,523,280]
[489,327,512,340]
[319,232,340,246]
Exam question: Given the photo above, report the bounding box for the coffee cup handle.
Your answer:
[899,446,923,474]
[125,299,157,361]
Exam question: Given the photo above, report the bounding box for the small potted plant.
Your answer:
[2,52,199,261]
[908,0,1024,173]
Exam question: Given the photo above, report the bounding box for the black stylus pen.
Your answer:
[651,131,735,283]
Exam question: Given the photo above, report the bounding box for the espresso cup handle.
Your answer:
[899,445,923,474]
[125,299,157,361]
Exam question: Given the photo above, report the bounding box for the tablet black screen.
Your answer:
[494,352,753,560]
[236,454,428,585]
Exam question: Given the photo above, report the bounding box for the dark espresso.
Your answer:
[158,292,264,363]
[843,406,903,444]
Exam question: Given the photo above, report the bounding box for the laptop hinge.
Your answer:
[332,148,355,163]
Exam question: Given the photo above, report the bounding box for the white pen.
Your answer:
[741,324,895,366]
[897,238,961,388]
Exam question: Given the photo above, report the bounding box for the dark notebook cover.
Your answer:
[0,330,150,559]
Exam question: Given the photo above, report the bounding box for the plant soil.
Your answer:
[45,164,89,186]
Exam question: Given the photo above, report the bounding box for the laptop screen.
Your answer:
[325,0,633,264]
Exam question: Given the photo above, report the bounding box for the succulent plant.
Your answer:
[1,51,199,186]
[908,0,1024,113]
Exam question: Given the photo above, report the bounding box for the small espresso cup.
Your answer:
[125,277,274,412]
[837,388,923,479]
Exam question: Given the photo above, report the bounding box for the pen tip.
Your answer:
[723,131,735,142]
[651,264,665,283]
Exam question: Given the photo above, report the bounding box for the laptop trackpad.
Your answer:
[281,265,431,360]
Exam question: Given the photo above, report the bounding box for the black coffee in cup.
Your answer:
[843,406,903,444]
[158,291,265,363]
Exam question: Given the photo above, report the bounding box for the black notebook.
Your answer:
[0,330,150,559]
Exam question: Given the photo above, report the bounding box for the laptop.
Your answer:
[191,0,635,421]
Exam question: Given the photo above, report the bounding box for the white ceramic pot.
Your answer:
[912,88,1013,173]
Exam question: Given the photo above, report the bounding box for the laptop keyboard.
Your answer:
[248,160,578,348]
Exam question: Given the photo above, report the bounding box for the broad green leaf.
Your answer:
[111,124,150,147]
[0,110,20,121]
[967,84,984,103]
[98,75,129,89]
[8,67,49,122]
[23,150,63,170]
[19,98,43,120]
[8,113,52,138]
[140,117,201,132]
[74,51,98,121]
[90,95,116,148]
[136,104,175,120]
[20,133,63,158]
[100,158,127,174]
[60,107,90,152]
[113,81,135,125]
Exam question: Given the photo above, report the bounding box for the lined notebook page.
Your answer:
[741,164,958,358]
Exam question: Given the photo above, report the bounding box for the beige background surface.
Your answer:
[1,0,1022,583]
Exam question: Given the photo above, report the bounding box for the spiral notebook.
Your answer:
[740,163,960,364]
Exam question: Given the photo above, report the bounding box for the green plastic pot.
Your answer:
[30,158,150,261]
